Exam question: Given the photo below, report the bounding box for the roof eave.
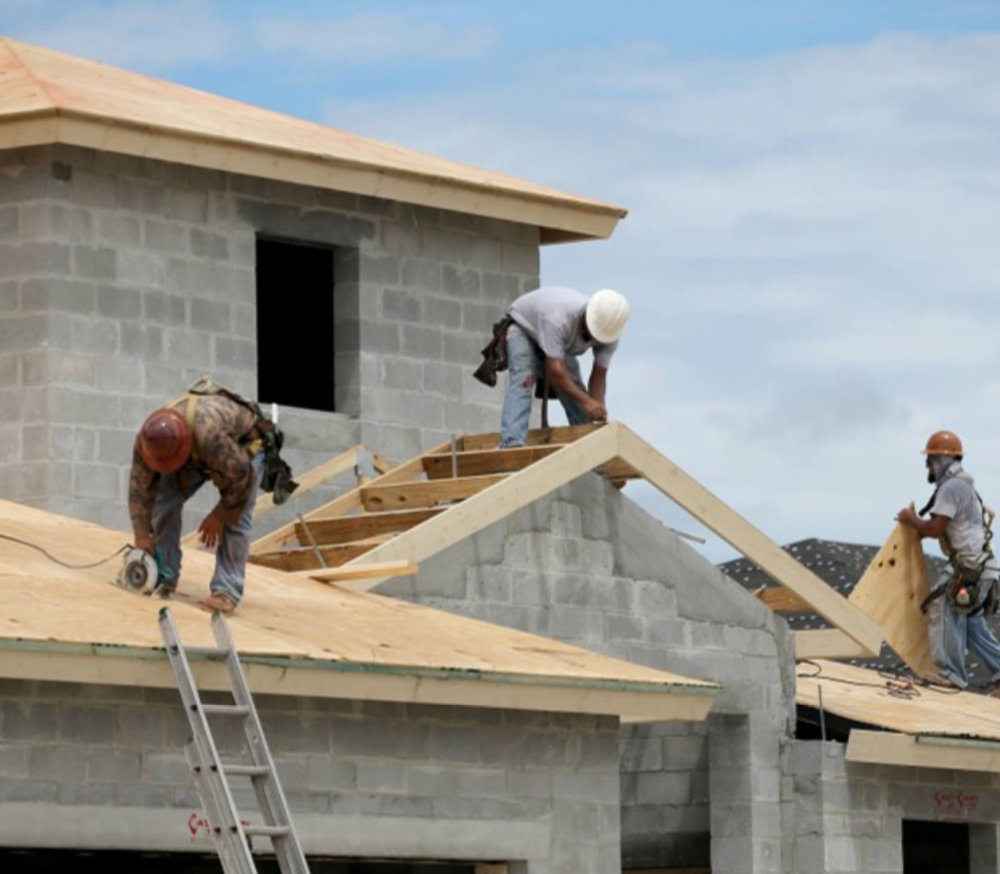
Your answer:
[0,638,719,724]
[0,109,626,244]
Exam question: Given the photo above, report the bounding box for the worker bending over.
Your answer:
[498,286,630,448]
[896,430,1000,692]
[129,386,266,615]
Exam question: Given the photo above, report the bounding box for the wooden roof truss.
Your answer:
[250,422,883,659]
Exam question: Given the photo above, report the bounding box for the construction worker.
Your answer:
[498,286,630,448]
[128,391,265,614]
[896,430,1000,692]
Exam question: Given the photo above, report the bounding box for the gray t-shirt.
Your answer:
[508,286,618,368]
[930,468,986,555]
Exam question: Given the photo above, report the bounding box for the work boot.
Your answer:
[199,593,236,615]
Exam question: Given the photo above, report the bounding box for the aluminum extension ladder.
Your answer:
[158,607,310,874]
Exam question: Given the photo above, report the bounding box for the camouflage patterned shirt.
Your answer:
[129,393,260,540]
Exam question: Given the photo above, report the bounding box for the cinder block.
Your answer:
[88,749,142,782]
[29,745,87,781]
[73,246,117,281]
[1,700,59,741]
[57,704,117,745]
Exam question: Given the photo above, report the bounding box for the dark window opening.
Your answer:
[256,237,336,413]
[0,849,477,874]
[903,819,970,874]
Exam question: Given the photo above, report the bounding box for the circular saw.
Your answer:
[117,547,160,595]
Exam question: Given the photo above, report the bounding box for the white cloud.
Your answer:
[253,11,497,65]
[11,0,232,70]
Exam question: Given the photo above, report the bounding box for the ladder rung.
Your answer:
[200,703,250,716]
[244,825,291,838]
[182,645,229,660]
[223,764,270,777]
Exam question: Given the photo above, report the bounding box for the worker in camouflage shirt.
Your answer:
[129,391,265,614]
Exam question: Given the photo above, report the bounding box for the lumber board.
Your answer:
[360,474,508,511]
[458,423,607,451]
[295,560,419,583]
[423,445,563,479]
[249,540,387,572]
[616,425,884,656]
[849,523,935,677]
[756,586,813,614]
[332,425,623,590]
[847,730,1000,774]
[794,629,873,660]
[295,507,443,546]
[250,438,452,554]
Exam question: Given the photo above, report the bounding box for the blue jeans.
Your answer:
[927,560,1000,688]
[498,324,590,447]
[151,452,264,604]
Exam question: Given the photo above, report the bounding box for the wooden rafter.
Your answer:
[251,422,883,658]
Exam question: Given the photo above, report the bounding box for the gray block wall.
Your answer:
[0,677,620,873]
[0,143,541,536]
[788,739,1000,874]
[375,474,797,873]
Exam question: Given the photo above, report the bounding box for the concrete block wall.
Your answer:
[789,739,1000,874]
[0,677,620,873]
[375,474,797,872]
[0,143,540,536]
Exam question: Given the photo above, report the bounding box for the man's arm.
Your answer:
[896,503,950,539]
[588,364,608,407]
[545,358,607,422]
[128,447,159,552]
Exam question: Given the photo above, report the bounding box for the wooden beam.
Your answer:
[294,560,419,584]
[361,474,509,511]
[422,445,563,479]
[294,508,443,546]
[250,438,452,554]
[849,523,936,677]
[458,423,607,451]
[331,425,623,591]
[616,424,884,657]
[250,539,390,572]
[755,586,813,614]
[794,629,873,660]
[847,730,1000,773]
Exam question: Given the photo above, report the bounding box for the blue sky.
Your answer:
[3,1,1000,563]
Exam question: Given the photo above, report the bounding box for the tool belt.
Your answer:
[473,316,514,387]
[921,552,995,616]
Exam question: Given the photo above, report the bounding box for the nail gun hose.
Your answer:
[0,533,131,569]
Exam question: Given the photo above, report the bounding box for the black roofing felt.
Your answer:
[718,538,1000,688]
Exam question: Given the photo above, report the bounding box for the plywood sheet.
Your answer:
[0,498,716,717]
[798,659,1000,741]
[849,522,935,676]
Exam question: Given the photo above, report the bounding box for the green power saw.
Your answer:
[116,547,175,596]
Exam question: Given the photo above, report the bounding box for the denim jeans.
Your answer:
[927,560,1000,688]
[150,451,264,604]
[498,324,590,447]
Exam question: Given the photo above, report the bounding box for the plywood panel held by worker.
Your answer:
[849,522,935,676]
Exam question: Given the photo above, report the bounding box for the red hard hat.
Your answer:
[138,408,192,473]
[922,430,963,457]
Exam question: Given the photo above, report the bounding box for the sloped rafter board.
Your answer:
[308,422,881,657]
[848,522,935,676]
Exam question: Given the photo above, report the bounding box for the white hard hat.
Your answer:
[586,289,630,343]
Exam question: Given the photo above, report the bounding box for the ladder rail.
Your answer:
[158,607,311,874]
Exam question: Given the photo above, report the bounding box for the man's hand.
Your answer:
[198,514,224,549]
[582,396,608,423]
[134,534,156,554]
[896,503,919,527]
